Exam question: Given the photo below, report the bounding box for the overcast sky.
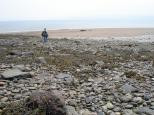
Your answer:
[0,0,154,21]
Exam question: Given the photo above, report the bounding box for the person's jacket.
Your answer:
[42,31,48,37]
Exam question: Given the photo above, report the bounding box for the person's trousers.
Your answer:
[43,37,48,43]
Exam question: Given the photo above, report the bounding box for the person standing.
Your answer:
[41,28,48,43]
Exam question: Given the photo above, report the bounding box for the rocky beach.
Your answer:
[0,28,154,115]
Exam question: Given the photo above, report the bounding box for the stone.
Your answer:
[150,106,154,110]
[35,57,47,64]
[115,112,121,115]
[68,99,77,107]
[56,73,74,85]
[106,102,114,109]
[14,94,22,99]
[0,109,3,114]
[88,78,94,82]
[28,87,37,90]
[122,109,136,115]
[12,89,20,93]
[120,83,137,93]
[80,109,97,115]
[143,93,151,101]
[110,112,116,115]
[1,69,32,79]
[125,104,133,109]
[133,97,143,104]
[13,65,27,71]
[1,97,8,102]
[150,102,154,106]
[97,110,105,115]
[85,96,93,104]
[65,106,79,115]
[102,105,108,112]
[120,93,132,102]
[113,107,121,112]
[136,107,154,115]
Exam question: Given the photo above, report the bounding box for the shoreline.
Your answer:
[1,27,154,34]
[1,28,154,43]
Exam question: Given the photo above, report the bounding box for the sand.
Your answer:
[20,28,154,37]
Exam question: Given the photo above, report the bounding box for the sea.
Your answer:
[0,19,153,33]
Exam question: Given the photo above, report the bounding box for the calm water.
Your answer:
[0,19,154,33]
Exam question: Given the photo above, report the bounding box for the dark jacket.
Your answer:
[42,31,48,37]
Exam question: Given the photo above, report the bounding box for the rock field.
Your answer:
[0,34,154,115]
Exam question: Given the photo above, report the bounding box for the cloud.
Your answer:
[0,0,154,21]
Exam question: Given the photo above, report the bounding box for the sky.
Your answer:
[0,0,154,21]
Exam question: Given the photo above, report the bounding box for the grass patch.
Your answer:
[1,91,66,115]
[124,71,145,82]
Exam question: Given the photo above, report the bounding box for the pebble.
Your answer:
[12,89,20,93]
[133,97,143,104]
[106,102,114,110]
[28,87,37,90]
[1,97,8,102]
[125,104,133,109]
[120,93,132,102]
[80,109,97,115]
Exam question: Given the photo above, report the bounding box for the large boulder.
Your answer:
[1,69,32,79]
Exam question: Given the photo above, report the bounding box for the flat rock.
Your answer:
[122,109,136,115]
[65,106,79,115]
[1,69,32,79]
[80,109,97,115]
[120,83,138,93]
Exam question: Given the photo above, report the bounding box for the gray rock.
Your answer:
[13,65,28,71]
[56,73,74,85]
[133,97,143,104]
[97,111,105,115]
[1,97,8,102]
[150,106,154,110]
[144,93,151,101]
[113,107,121,112]
[65,106,79,115]
[36,57,47,64]
[151,102,154,106]
[14,94,22,99]
[122,109,136,115]
[68,99,77,107]
[136,107,154,115]
[1,69,32,79]
[120,83,137,93]
[85,96,93,104]
[105,102,114,109]
[120,93,133,102]
[125,104,133,109]
[80,109,97,115]
[12,89,20,93]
